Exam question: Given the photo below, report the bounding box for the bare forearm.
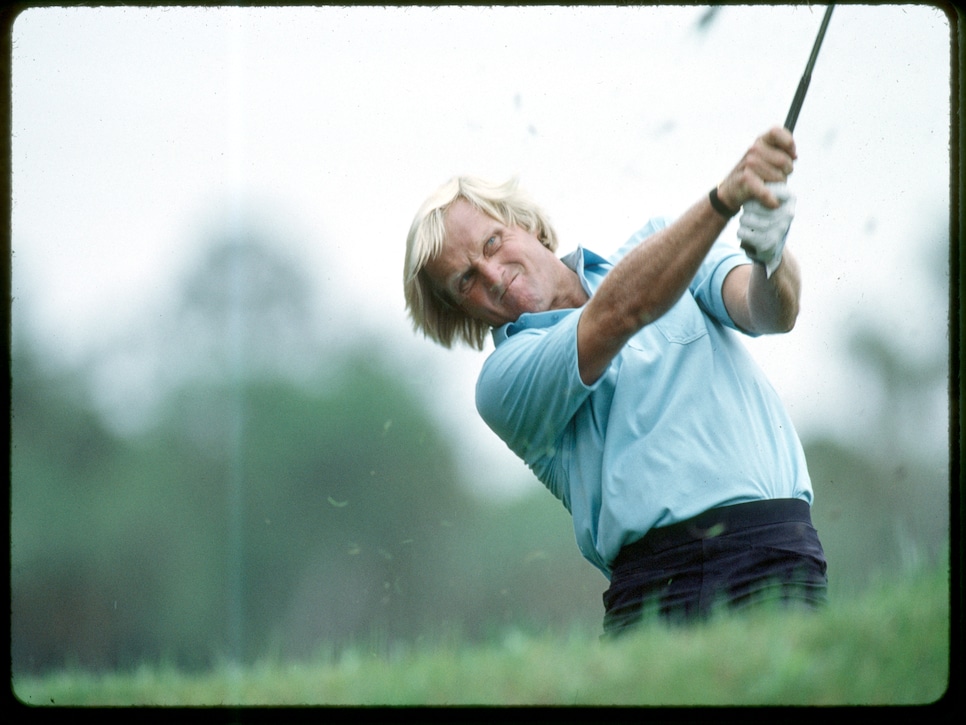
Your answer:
[577,127,798,384]
[747,251,801,333]
[577,196,727,383]
[724,250,801,334]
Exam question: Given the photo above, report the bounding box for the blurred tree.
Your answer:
[9,333,131,672]
[806,437,947,595]
[154,356,475,662]
[807,225,949,594]
[847,327,947,461]
[10,329,236,672]
[15,196,947,675]
[174,233,321,384]
[10,222,483,673]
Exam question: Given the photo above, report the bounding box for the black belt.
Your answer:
[613,498,812,568]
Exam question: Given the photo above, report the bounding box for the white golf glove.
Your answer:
[738,182,796,278]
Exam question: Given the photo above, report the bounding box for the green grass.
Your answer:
[13,562,950,707]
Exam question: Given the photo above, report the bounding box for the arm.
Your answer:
[576,127,797,384]
[721,251,801,334]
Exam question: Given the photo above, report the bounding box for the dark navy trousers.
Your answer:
[602,499,828,635]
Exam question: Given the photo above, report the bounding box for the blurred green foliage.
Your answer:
[9,228,949,676]
[9,232,604,675]
[13,562,949,706]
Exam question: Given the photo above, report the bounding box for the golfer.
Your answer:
[403,127,828,634]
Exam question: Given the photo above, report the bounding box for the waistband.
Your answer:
[613,498,812,568]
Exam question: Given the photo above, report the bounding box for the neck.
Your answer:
[553,266,590,310]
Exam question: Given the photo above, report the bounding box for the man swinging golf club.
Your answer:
[403,10,833,634]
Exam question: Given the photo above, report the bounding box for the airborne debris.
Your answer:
[694,6,722,34]
[704,523,726,538]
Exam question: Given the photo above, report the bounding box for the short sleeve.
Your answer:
[611,218,753,334]
[476,308,602,484]
[690,239,754,334]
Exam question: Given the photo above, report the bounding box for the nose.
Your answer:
[479,260,505,294]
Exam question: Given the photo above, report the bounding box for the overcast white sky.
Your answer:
[10,4,951,498]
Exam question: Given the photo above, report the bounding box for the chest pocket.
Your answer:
[653,295,709,344]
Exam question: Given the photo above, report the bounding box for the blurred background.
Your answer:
[9,4,951,674]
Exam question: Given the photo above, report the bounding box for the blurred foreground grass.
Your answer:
[14,561,950,707]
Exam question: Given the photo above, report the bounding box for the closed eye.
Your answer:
[457,269,475,294]
[456,234,499,293]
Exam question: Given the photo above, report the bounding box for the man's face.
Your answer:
[424,198,569,327]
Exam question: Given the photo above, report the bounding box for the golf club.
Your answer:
[739,6,835,260]
[784,5,835,132]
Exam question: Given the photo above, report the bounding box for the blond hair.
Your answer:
[403,176,558,349]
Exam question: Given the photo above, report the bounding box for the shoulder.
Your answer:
[482,309,583,383]
[608,217,672,264]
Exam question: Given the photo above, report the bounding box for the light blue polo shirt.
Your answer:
[475,218,813,578]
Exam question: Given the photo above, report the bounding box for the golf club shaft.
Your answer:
[784,5,835,132]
